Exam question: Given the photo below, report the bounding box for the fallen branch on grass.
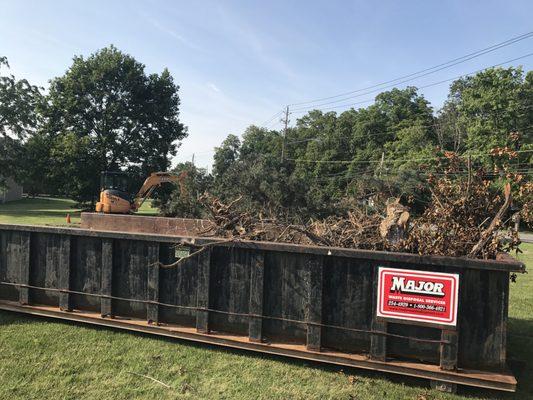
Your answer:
[126,371,173,389]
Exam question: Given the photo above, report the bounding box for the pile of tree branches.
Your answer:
[198,193,382,247]
[194,150,527,259]
[405,154,520,259]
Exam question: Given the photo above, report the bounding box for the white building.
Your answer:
[0,177,23,203]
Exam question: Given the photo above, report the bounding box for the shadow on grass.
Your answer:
[506,317,533,399]
[507,316,533,337]
[2,309,531,399]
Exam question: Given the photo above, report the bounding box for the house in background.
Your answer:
[0,177,23,203]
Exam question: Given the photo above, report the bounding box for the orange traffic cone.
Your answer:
[66,213,71,224]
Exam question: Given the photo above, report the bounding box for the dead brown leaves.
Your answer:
[405,153,521,259]
[198,193,385,249]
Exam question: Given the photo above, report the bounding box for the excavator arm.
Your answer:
[131,172,179,211]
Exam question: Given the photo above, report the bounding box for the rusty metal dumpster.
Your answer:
[0,223,525,392]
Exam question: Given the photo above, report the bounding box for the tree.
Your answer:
[444,67,530,154]
[210,126,314,217]
[156,162,212,218]
[39,46,187,203]
[212,134,240,177]
[0,56,41,186]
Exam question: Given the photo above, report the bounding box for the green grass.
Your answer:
[136,199,159,216]
[507,244,533,399]
[0,197,158,226]
[0,199,531,399]
[0,197,82,226]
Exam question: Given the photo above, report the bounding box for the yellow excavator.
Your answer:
[95,171,179,214]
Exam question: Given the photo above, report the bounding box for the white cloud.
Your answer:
[146,17,202,51]
[215,5,296,80]
[206,82,220,93]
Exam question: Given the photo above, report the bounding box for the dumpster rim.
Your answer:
[0,222,525,272]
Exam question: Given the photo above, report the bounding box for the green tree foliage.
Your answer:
[211,126,306,215]
[0,57,41,186]
[196,71,531,220]
[3,48,530,221]
[440,67,532,154]
[38,46,187,203]
[0,57,41,140]
[156,162,212,218]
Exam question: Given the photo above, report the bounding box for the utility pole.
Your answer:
[191,153,195,166]
[280,105,290,163]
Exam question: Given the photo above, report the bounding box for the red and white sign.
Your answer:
[377,267,459,326]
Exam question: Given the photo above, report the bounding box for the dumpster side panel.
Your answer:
[158,244,198,326]
[70,236,102,311]
[210,247,251,334]
[0,224,519,381]
[459,269,509,369]
[112,240,150,318]
[29,232,60,306]
[263,251,310,343]
[386,323,441,363]
[0,230,25,301]
[322,257,373,353]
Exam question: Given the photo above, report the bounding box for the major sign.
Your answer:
[377,267,459,326]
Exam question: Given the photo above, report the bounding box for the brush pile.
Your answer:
[193,151,528,259]
[198,193,383,248]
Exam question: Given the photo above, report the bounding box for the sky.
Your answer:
[1,0,532,169]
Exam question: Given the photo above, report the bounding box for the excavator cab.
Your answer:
[101,171,130,194]
[95,171,134,214]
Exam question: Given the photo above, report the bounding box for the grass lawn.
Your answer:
[0,199,531,399]
[0,197,82,226]
[0,196,158,226]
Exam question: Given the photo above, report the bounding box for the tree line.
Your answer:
[0,46,531,223]
[0,46,187,202]
[163,68,532,222]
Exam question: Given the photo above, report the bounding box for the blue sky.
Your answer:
[1,0,532,169]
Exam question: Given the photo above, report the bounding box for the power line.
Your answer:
[310,164,533,183]
[286,149,533,166]
[291,52,533,113]
[264,118,283,130]
[288,30,533,108]
[260,110,284,127]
